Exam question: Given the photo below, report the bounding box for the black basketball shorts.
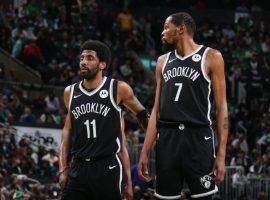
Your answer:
[61,154,122,200]
[155,124,218,199]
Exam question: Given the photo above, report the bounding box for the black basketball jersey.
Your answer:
[69,77,122,159]
[159,45,212,126]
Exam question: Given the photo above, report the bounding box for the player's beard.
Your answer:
[161,39,176,53]
[79,65,100,81]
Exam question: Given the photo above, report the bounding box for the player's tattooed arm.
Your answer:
[223,117,229,129]
[59,86,72,189]
[117,81,149,131]
[207,48,228,182]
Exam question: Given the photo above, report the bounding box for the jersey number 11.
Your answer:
[84,119,97,139]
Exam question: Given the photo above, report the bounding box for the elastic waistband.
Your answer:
[157,120,210,129]
[73,154,116,163]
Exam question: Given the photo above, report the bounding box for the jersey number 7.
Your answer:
[174,83,183,101]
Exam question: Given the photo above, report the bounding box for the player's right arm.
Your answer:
[138,54,165,182]
[59,85,72,189]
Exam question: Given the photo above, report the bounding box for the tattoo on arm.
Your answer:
[223,117,229,129]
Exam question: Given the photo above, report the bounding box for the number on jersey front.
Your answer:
[84,119,97,139]
[174,83,183,101]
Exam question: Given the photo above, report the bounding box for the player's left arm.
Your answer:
[117,81,149,131]
[119,116,133,200]
[206,48,228,182]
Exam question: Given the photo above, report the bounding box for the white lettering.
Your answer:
[86,103,91,112]
[191,71,200,81]
[91,103,96,112]
[163,73,168,82]
[81,104,86,114]
[72,110,78,119]
[163,66,200,82]
[102,107,110,116]
[75,107,82,117]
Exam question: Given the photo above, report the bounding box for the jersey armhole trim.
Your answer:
[161,52,171,75]
[110,79,121,112]
[69,84,75,110]
[201,47,211,83]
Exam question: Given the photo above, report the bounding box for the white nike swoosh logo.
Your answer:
[205,136,211,140]
[109,165,117,170]
[168,58,177,63]
[74,94,82,98]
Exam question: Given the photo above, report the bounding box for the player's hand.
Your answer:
[209,155,225,182]
[59,170,69,189]
[138,152,151,182]
[122,183,133,200]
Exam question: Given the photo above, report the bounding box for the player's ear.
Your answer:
[177,25,185,35]
[99,62,106,70]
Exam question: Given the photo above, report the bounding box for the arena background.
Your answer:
[0,0,270,199]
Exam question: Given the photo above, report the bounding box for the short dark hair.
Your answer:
[80,40,111,67]
[170,12,196,36]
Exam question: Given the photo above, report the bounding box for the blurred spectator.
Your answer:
[230,151,250,172]
[11,36,24,58]
[232,168,248,194]
[44,93,60,113]
[116,8,134,32]
[37,107,57,124]
[22,40,41,69]
[26,0,41,16]
[249,154,269,176]
[42,149,58,167]
[231,134,249,155]
[19,106,36,123]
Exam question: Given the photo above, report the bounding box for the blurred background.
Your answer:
[0,0,269,199]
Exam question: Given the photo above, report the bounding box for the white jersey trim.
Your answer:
[201,47,212,125]
[116,137,121,154]
[79,76,107,96]
[175,45,203,60]
[109,79,121,112]
[154,192,181,199]
[161,52,171,75]
[191,185,218,198]
[210,127,216,158]
[201,47,211,83]
[69,84,75,110]
[115,154,123,193]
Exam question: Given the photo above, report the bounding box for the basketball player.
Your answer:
[59,40,149,200]
[138,12,228,199]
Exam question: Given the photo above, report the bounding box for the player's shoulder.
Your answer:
[155,52,171,72]
[63,81,80,96]
[205,47,224,70]
[64,85,71,94]
[205,47,223,60]
[157,52,171,62]
[117,80,132,92]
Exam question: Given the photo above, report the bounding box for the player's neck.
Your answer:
[175,38,199,57]
[83,74,104,90]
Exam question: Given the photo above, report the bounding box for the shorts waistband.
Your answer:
[157,120,210,129]
[73,154,116,163]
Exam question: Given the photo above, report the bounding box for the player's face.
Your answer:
[80,50,101,80]
[161,17,178,52]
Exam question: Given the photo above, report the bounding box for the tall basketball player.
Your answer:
[59,40,149,200]
[138,12,228,199]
